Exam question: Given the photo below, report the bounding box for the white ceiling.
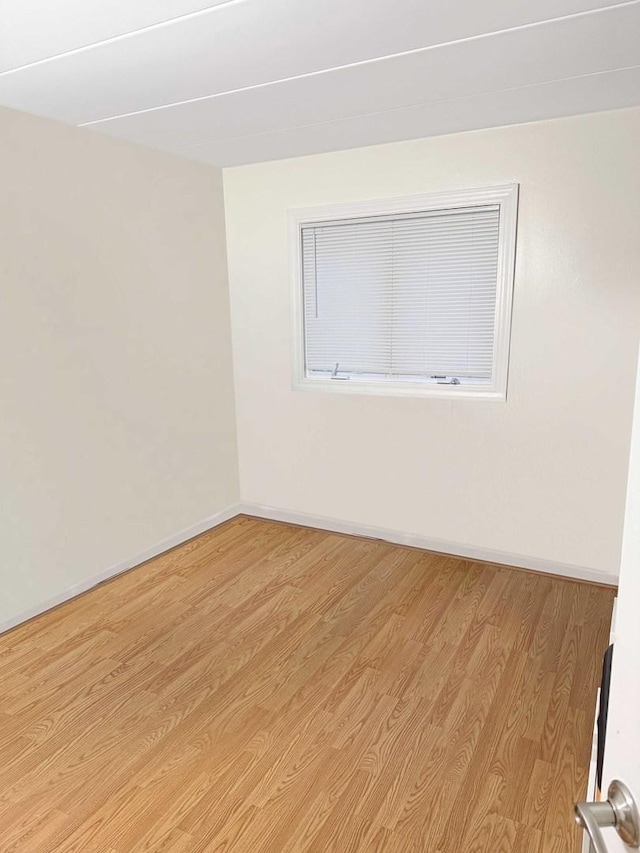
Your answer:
[1,0,638,166]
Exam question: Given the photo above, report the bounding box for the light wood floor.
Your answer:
[0,516,614,853]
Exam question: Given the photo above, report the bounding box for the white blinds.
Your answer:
[301,205,501,383]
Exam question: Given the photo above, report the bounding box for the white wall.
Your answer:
[0,106,239,629]
[224,108,640,580]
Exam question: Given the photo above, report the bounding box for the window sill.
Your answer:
[292,375,507,401]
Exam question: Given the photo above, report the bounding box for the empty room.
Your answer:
[1,1,640,852]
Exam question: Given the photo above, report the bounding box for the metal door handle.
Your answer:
[575,780,640,852]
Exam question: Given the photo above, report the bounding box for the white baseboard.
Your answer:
[0,504,241,637]
[2,499,616,637]
[238,502,619,587]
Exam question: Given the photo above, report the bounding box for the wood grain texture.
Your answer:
[0,516,615,852]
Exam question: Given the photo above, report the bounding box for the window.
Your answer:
[290,184,518,400]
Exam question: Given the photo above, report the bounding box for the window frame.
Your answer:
[289,183,519,402]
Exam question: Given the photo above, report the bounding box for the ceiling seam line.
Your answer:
[0,0,249,77]
[74,0,640,127]
[167,65,640,151]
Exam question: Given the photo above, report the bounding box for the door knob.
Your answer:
[575,780,640,852]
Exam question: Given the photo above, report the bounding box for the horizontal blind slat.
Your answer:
[302,204,500,380]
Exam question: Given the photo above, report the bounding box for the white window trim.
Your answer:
[289,183,519,402]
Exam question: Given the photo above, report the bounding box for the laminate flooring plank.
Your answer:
[0,516,615,853]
